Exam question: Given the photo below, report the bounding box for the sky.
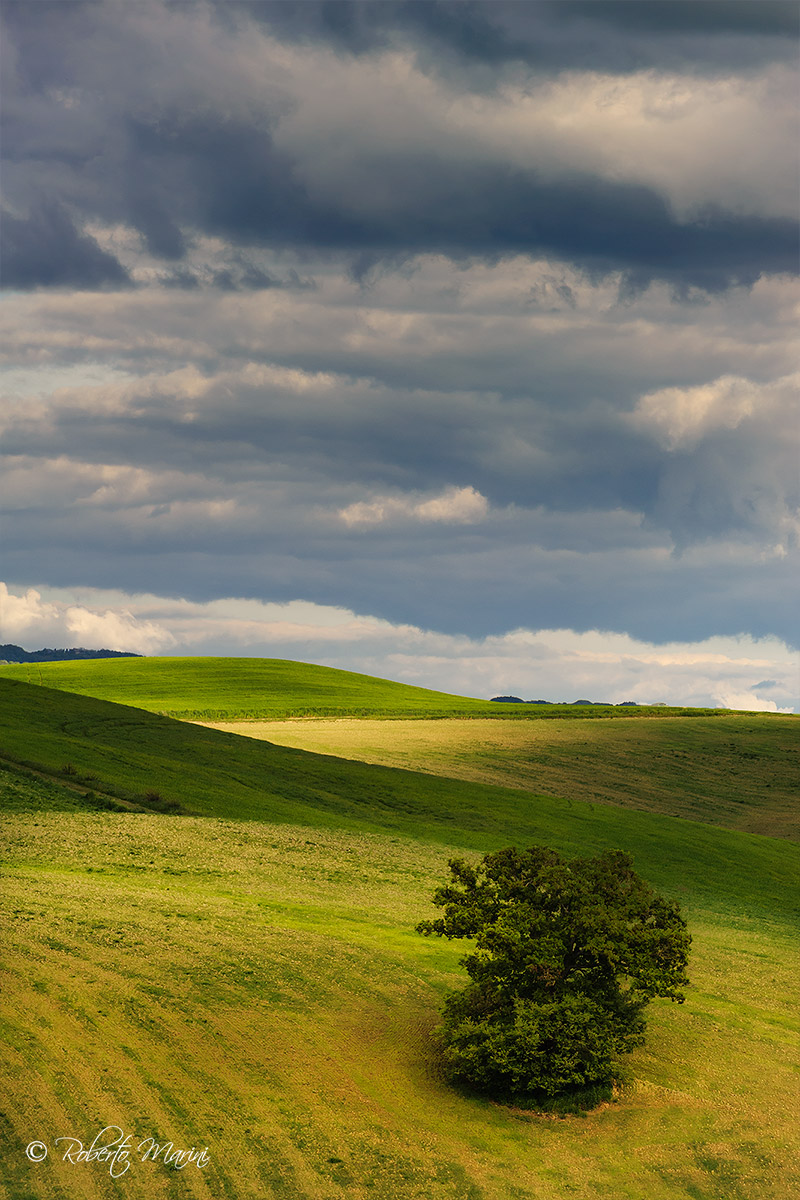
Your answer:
[1,0,798,710]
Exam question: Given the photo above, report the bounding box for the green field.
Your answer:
[202,714,800,840]
[1,667,799,1199]
[0,656,725,721]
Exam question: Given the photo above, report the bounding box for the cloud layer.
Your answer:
[3,266,797,646]
[3,3,797,289]
[1,582,796,713]
[1,2,797,697]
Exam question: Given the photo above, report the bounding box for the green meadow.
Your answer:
[203,714,800,840]
[1,665,799,1200]
[0,656,724,721]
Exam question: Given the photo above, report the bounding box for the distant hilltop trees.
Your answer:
[0,644,142,663]
[490,696,642,706]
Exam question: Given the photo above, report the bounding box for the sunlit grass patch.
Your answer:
[213,714,800,840]
[0,656,727,721]
[1,811,798,1200]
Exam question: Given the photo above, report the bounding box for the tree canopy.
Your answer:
[417,845,691,1106]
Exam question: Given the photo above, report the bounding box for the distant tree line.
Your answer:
[0,644,141,663]
[490,696,640,706]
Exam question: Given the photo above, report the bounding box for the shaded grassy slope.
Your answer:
[0,678,797,925]
[0,656,724,720]
[209,715,800,840]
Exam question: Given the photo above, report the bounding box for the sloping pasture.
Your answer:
[1,677,798,1199]
[205,714,800,839]
[0,656,722,721]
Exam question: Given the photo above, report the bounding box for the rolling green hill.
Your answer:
[0,655,725,721]
[0,677,796,919]
[4,656,795,840]
[209,714,800,840]
[2,676,798,1199]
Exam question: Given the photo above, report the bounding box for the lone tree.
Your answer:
[417,846,690,1106]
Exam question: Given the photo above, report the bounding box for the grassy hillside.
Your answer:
[2,677,799,1199]
[3,808,798,1200]
[207,714,800,840]
[0,656,725,721]
[0,677,796,917]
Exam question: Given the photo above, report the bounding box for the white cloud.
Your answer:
[0,584,60,641]
[715,691,792,714]
[0,582,174,656]
[338,486,488,528]
[631,373,800,450]
[2,582,796,712]
[629,371,800,553]
[63,606,174,656]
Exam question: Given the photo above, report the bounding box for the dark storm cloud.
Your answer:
[569,2,798,36]
[2,1,796,292]
[0,202,130,290]
[10,106,799,293]
[147,116,795,291]
[226,0,799,72]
